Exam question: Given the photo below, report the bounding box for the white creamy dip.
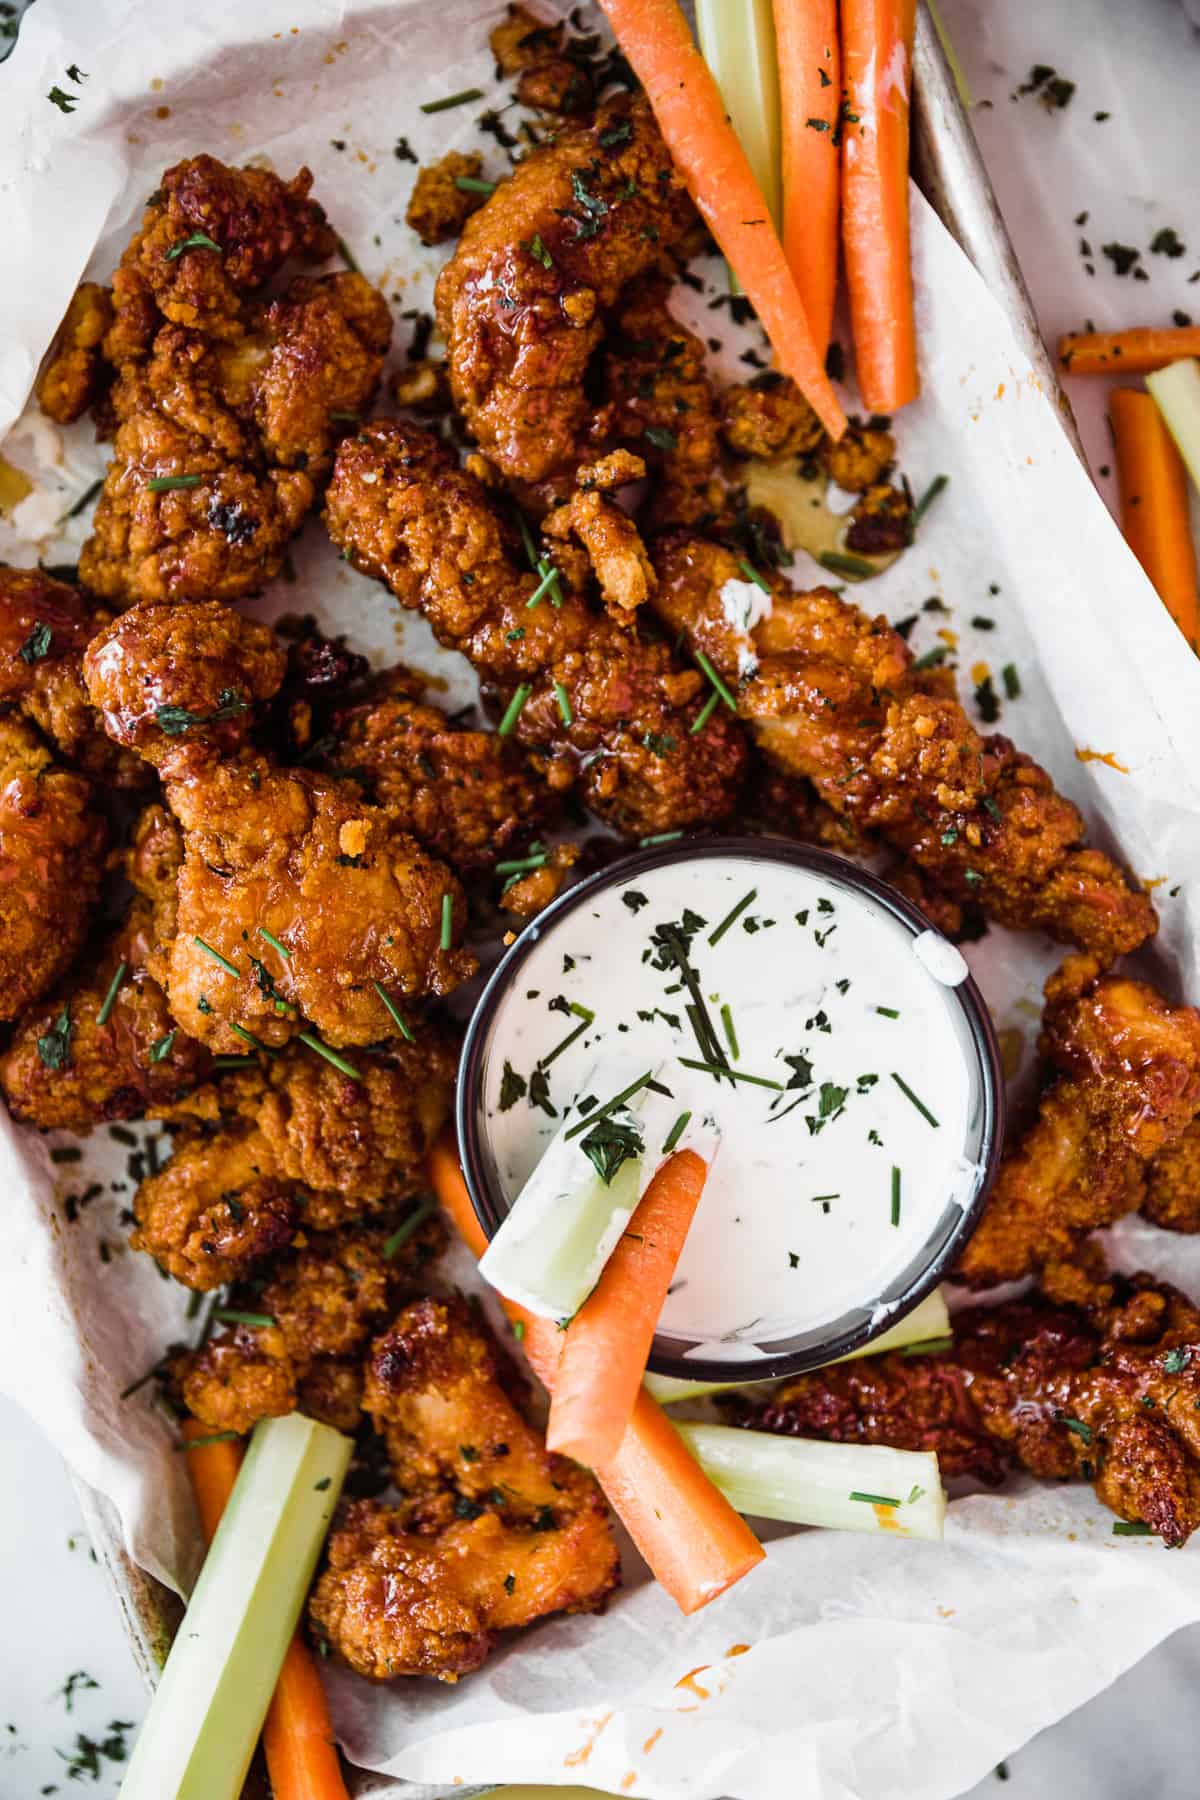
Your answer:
[478,853,986,1352]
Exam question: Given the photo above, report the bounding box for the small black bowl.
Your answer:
[456,835,1005,1386]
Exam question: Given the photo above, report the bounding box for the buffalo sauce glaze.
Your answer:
[480,854,984,1354]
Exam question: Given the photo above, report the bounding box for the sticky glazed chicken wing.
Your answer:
[435,94,697,486]
[956,959,1200,1286]
[649,535,1157,961]
[131,1030,455,1289]
[0,805,210,1130]
[1142,1121,1200,1231]
[308,1297,620,1681]
[324,420,747,836]
[736,1268,1200,1545]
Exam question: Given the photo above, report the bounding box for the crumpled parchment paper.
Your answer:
[2,2,1200,1795]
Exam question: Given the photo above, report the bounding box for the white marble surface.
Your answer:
[4,0,1200,1794]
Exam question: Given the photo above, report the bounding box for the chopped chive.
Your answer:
[1061,1415,1093,1444]
[849,1491,901,1508]
[229,1024,270,1052]
[890,1165,901,1226]
[564,1071,654,1141]
[455,175,496,195]
[149,1030,177,1063]
[495,849,548,876]
[146,473,202,493]
[440,892,453,950]
[640,830,682,847]
[514,509,541,572]
[213,1054,255,1070]
[818,549,877,580]
[709,888,757,946]
[900,1336,954,1357]
[372,981,415,1042]
[120,1359,168,1400]
[383,1195,437,1259]
[662,1110,691,1154]
[193,937,240,978]
[525,563,558,607]
[720,1002,740,1061]
[214,1309,276,1329]
[735,556,771,593]
[1112,1520,1154,1536]
[421,86,484,113]
[912,473,949,527]
[1001,662,1021,699]
[257,926,291,960]
[96,961,128,1027]
[876,1005,900,1019]
[910,645,950,672]
[298,1032,361,1080]
[554,681,573,725]
[164,231,222,261]
[497,683,533,737]
[689,690,720,735]
[59,475,104,522]
[678,1057,783,1091]
[890,1071,940,1127]
[694,649,737,713]
[539,1015,592,1069]
[176,1430,242,1451]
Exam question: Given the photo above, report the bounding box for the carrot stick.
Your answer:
[840,0,920,412]
[1060,327,1200,377]
[774,0,840,355]
[546,1151,708,1467]
[596,0,846,440]
[180,1420,350,1800]
[1110,387,1200,649]
[429,1136,764,1613]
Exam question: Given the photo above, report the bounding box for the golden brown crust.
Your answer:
[1142,1121,1200,1232]
[406,153,489,248]
[720,373,824,463]
[35,283,114,424]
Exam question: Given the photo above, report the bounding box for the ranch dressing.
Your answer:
[478,853,984,1352]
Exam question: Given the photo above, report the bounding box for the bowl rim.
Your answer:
[456,833,1006,1384]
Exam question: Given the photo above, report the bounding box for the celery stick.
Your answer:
[643,1287,952,1406]
[675,1424,946,1539]
[119,1414,351,1800]
[1147,358,1200,492]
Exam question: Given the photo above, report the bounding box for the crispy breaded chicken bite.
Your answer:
[35,282,114,424]
[0,806,210,1130]
[650,534,1157,960]
[956,960,1200,1286]
[309,1297,619,1681]
[736,1267,1200,1545]
[0,717,106,1022]
[160,757,474,1051]
[1141,1121,1200,1231]
[325,421,747,836]
[105,155,335,358]
[436,95,696,485]
[0,565,144,784]
[490,4,595,115]
[720,372,824,463]
[406,152,490,247]
[173,1213,445,1434]
[331,666,547,874]
[83,598,286,774]
[131,1032,455,1287]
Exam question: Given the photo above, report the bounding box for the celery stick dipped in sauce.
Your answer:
[479,852,987,1356]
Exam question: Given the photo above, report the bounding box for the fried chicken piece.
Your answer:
[105,156,335,359]
[0,717,106,1022]
[308,1297,619,1681]
[542,450,657,616]
[83,597,286,776]
[649,534,1156,959]
[1142,1121,1200,1231]
[174,1213,444,1434]
[36,283,114,424]
[736,1269,1200,1545]
[490,4,595,115]
[844,481,913,554]
[0,565,145,784]
[0,806,210,1130]
[406,153,490,248]
[331,665,547,874]
[720,373,824,463]
[501,841,579,918]
[159,756,473,1051]
[131,1033,454,1288]
[325,420,746,836]
[821,417,896,492]
[599,277,723,530]
[436,95,696,485]
[956,964,1200,1286]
